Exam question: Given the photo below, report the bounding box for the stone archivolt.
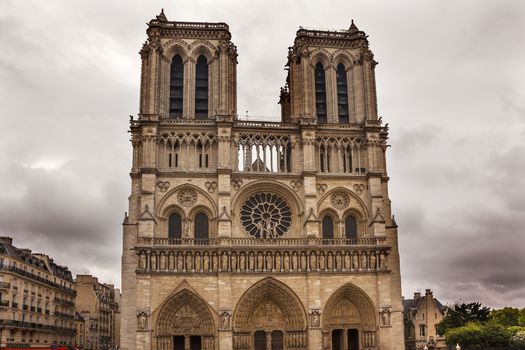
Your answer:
[233,278,307,349]
[154,289,216,350]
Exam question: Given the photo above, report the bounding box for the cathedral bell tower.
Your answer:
[121,11,404,350]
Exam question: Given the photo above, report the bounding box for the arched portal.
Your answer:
[233,277,308,350]
[322,283,378,350]
[155,289,216,350]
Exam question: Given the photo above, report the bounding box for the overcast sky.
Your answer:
[1,0,524,308]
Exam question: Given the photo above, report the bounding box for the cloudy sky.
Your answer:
[1,0,524,308]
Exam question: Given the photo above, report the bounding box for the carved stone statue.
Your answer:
[221,253,229,271]
[249,253,255,271]
[327,253,333,271]
[310,309,321,328]
[361,252,368,270]
[381,308,391,326]
[292,252,298,271]
[177,254,184,271]
[257,252,264,271]
[220,310,231,330]
[150,254,157,271]
[212,252,219,272]
[283,253,290,271]
[370,252,377,270]
[335,253,342,271]
[266,252,273,271]
[231,253,238,271]
[139,253,146,270]
[239,253,245,271]
[352,253,359,270]
[300,253,307,271]
[194,253,201,272]
[186,253,193,271]
[319,253,325,270]
[344,252,351,270]
[380,251,388,270]
[203,253,210,272]
[137,312,148,330]
[275,253,282,271]
[309,253,317,271]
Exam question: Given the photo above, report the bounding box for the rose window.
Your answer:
[240,192,292,238]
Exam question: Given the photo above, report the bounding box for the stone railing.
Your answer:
[135,240,390,275]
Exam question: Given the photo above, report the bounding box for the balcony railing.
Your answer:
[137,236,387,247]
[0,265,76,296]
[0,281,10,289]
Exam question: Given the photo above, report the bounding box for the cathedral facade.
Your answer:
[120,10,403,350]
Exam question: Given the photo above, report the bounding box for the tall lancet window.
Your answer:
[345,215,357,242]
[194,213,209,244]
[195,55,209,119]
[168,212,182,241]
[315,62,327,123]
[322,215,334,242]
[169,55,184,118]
[336,63,349,123]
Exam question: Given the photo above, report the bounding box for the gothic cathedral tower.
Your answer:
[121,11,404,350]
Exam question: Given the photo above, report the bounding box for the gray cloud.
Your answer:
[1,0,524,307]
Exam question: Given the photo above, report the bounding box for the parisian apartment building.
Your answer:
[75,274,121,350]
[0,236,77,347]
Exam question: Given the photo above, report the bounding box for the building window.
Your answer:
[345,215,357,242]
[322,216,334,242]
[319,144,330,172]
[314,61,327,123]
[168,212,182,241]
[342,144,352,173]
[169,54,184,118]
[194,213,209,244]
[419,325,426,337]
[195,55,209,119]
[336,63,349,123]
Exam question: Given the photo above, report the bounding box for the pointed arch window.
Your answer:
[169,55,184,118]
[315,62,327,123]
[194,212,209,244]
[195,55,209,119]
[345,215,357,242]
[168,212,182,241]
[322,215,334,242]
[336,63,349,123]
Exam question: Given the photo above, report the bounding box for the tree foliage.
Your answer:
[490,307,522,327]
[445,323,510,348]
[437,302,491,335]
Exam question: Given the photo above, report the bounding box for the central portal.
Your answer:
[233,278,308,350]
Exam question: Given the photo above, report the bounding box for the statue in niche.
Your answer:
[220,311,231,330]
[309,253,317,271]
[300,252,307,271]
[381,308,391,326]
[292,252,298,271]
[327,253,333,271]
[221,253,229,271]
[380,251,388,269]
[177,254,184,271]
[150,255,157,271]
[248,252,255,271]
[203,253,210,272]
[257,252,264,271]
[310,309,321,328]
[352,253,359,270]
[370,252,377,270]
[319,253,325,270]
[283,253,290,272]
[231,253,237,271]
[137,312,148,330]
[186,253,193,271]
[344,253,351,270]
[239,253,245,271]
[335,253,342,271]
[266,252,273,271]
[139,253,146,270]
[212,252,219,272]
[361,252,368,270]
[275,253,282,271]
[195,253,201,272]
[159,254,166,270]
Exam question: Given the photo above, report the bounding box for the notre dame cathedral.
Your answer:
[120,10,404,350]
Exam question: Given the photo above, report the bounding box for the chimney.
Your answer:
[0,236,13,245]
[425,289,433,298]
[414,291,421,299]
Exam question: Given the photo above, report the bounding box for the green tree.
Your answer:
[445,323,510,348]
[519,308,525,326]
[490,307,521,327]
[437,302,491,335]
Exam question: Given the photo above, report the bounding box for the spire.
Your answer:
[156,8,167,22]
[349,19,359,33]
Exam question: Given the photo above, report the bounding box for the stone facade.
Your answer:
[0,236,76,347]
[403,290,446,350]
[121,10,404,350]
[75,275,120,350]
